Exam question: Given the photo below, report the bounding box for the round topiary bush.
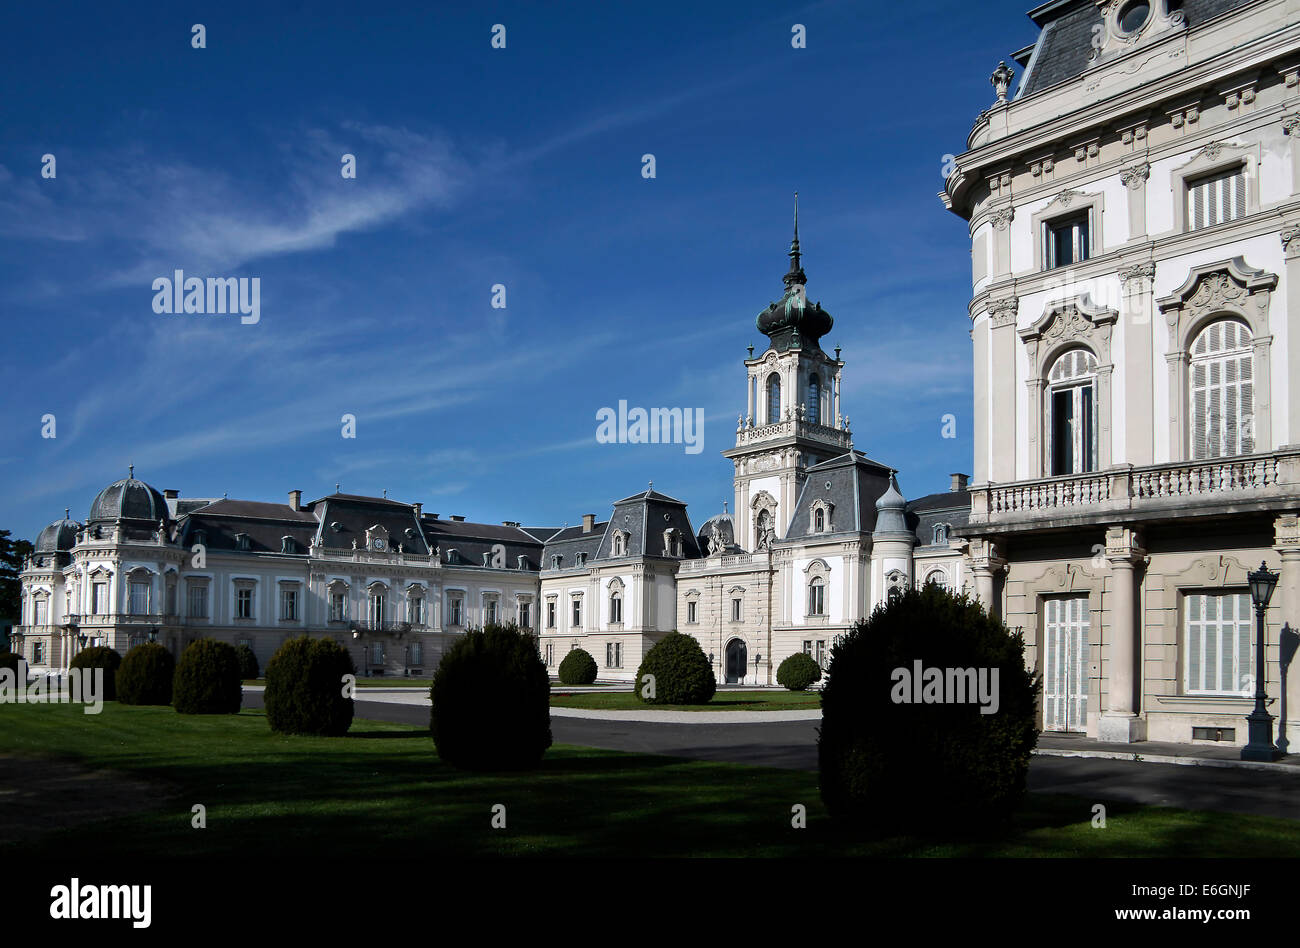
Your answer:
[172,639,242,714]
[633,631,716,705]
[69,646,122,702]
[557,647,598,685]
[0,651,22,677]
[818,583,1039,834]
[235,643,260,681]
[776,652,822,691]
[264,635,356,736]
[116,643,175,706]
[430,622,551,771]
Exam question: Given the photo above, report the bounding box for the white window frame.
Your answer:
[1185,591,1253,696]
[1189,319,1254,460]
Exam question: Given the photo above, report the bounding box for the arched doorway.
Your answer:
[725,638,747,684]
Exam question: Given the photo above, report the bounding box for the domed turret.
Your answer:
[756,194,833,352]
[88,466,169,525]
[873,474,910,536]
[36,511,82,553]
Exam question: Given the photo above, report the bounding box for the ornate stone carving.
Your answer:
[1119,262,1156,285]
[1119,162,1150,189]
[1049,189,1085,208]
[1283,114,1300,137]
[988,296,1019,329]
[990,207,1014,230]
[1281,225,1300,255]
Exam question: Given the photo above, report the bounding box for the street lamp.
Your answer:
[1243,561,1282,762]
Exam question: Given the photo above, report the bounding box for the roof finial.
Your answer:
[65,507,70,520]
[336,483,341,493]
[784,192,806,288]
[128,463,134,479]
[723,501,728,514]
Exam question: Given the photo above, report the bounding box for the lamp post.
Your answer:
[1243,562,1282,762]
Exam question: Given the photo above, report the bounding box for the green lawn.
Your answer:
[1,703,1296,858]
[550,689,822,711]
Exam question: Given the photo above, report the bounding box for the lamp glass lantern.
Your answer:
[1249,562,1278,610]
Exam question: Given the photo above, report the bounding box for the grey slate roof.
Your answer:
[906,489,972,548]
[88,476,170,524]
[542,486,703,567]
[1019,0,1255,98]
[783,451,896,541]
[180,499,319,555]
[420,515,545,570]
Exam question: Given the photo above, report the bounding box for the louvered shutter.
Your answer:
[1191,362,1208,460]
[1187,594,1203,692]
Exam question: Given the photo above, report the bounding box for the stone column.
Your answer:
[1274,514,1300,752]
[1284,225,1300,446]
[1121,162,1149,239]
[746,372,754,424]
[989,298,1019,483]
[1100,525,1146,742]
[1120,263,1156,466]
[969,538,1005,618]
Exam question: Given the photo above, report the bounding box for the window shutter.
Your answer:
[1188,595,1203,692]
[1233,170,1246,221]
[1191,179,1205,230]
[1191,362,1208,460]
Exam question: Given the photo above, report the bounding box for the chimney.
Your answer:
[949,473,969,492]
[288,489,302,511]
[413,502,422,518]
[450,515,466,522]
[501,520,520,528]
[429,513,440,520]
[164,489,179,499]
[582,514,596,533]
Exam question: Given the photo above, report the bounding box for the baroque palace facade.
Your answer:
[943,0,1300,747]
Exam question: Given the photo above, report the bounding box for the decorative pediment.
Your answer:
[364,523,390,551]
[1088,0,1185,64]
[1019,293,1118,366]
[1157,257,1276,328]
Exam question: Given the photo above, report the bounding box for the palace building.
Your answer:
[942,0,1300,746]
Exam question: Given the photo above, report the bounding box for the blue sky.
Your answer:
[0,0,1039,541]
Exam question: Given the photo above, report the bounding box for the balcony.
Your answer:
[348,620,424,635]
[730,417,852,450]
[968,451,1300,530]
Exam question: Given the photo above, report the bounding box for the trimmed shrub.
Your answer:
[557,647,598,686]
[633,631,716,705]
[0,651,21,676]
[235,644,260,680]
[264,635,356,736]
[818,583,1039,834]
[69,646,122,702]
[173,639,242,714]
[776,652,822,691]
[116,643,175,706]
[430,622,551,771]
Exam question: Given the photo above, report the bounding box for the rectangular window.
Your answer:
[1044,213,1089,270]
[1185,592,1252,696]
[802,640,812,654]
[547,601,556,629]
[410,641,423,666]
[330,591,346,622]
[731,598,742,622]
[32,641,45,664]
[519,602,531,629]
[1187,166,1246,231]
[572,599,582,627]
[610,595,622,624]
[236,588,253,620]
[815,640,826,667]
[369,595,386,627]
[606,642,622,668]
[187,583,208,619]
[371,642,384,665]
[485,600,498,625]
[280,589,298,621]
[129,581,149,616]
[687,601,697,624]
[808,583,825,616]
[450,597,463,626]
[1050,383,1096,475]
[93,582,108,615]
[544,643,554,667]
[34,599,48,626]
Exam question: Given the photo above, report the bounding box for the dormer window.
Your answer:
[193,528,207,546]
[281,536,296,554]
[1118,0,1151,33]
[235,533,251,552]
[551,554,562,569]
[933,523,951,546]
[576,551,587,567]
[611,530,628,557]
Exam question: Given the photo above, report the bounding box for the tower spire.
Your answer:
[784,191,806,288]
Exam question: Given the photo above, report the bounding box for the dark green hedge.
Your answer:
[235,643,260,680]
[264,636,355,736]
[116,643,175,705]
[69,646,122,702]
[776,652,822,691]
[430,623,551,771]
[633,631,715,705]
[818,583,1039,834]
[173,639,242,714]
[557,647,598,685]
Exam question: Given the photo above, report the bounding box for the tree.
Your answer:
[0,529,34,634]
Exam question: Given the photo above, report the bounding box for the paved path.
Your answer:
[239,692,1300,820]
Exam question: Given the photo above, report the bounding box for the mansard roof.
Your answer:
[1018,0,1254,98]
[906,488,972,547]
[542,486,704,567]
[311,494,429,555]
[180,501,318,555]
[420,516,546,571]
[783,451,895,541]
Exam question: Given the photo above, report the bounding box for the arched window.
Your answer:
[1190,319,1254,459]
[610,590,622,624]
[814,508,824,533]
[1047,348,1098,475]
[767,373,781,424]
[807,374,821,425]
[808,577,825,616]
[932,523,949,545]
[924,569,950,592]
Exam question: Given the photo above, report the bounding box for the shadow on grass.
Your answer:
[345,729,430,740]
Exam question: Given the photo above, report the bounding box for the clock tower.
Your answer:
[722,198,853,552]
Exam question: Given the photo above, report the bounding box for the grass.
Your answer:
[1,703,1297,858]
[549,689,822,711]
